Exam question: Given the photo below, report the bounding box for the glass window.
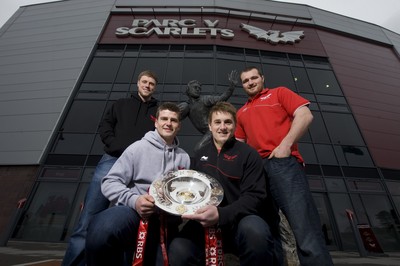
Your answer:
[177,135,202,157]
[62,183,89,241]
[381,169,400,180]
[323,112,365,146]
[165,58,184,83]
[321,165,342,177]
[40,168,81,180]
[83,57,120,82]
[308,177,325,190]
[312,193,338,249]
[182,58,215,84]
[245,48,260,63]
[14,182,76,241]
[298,143,317,164]
[95,44,125,57]
[303,55,331,69]
[309,112,330,143]
[76,91,108,100]
[262,64,296,90]
[81,167,96,182]
[184,45,214,57]
[216,59,246,85]
[52,133,94,155]
[140,45,169,57]
[169,45,184,58]
[79,83,112,93]
[325,178,346,192]
[358,194,400,250]
[90,134,104,155]
[124,44,140,57]
[45,154,87,166]
[347,180,384,192]
[216,46,244,60]
[307,69,342,96]
[291,67,312,93]
[260,51,288,65]
[134,57,168,83]
[115,58,137,83]
[335,145,374,167]
[304,164,322,175]
[342,167,380,178]
[316,95,347,104]
[112,83,130,92]
[329,193,357,250]
[288,53,304,67]
[386,181,400,195]
[61,101,106,133]
[315,144,338,165]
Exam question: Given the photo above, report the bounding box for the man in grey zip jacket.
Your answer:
[85,102,190,266]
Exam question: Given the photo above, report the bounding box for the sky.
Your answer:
[1,0,400,34]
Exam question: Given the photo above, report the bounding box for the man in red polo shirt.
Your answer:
[235,66,333,266]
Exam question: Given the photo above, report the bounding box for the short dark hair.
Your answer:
[240,66,263,78]
[208,101,237,125]
[156,102,181,121]
[138,70,158,84]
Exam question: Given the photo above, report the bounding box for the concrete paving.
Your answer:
[1,240,400,266]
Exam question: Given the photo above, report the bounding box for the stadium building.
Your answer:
[1,0,400,252]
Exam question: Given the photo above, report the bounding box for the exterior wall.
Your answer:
[318,30,400,169]
[0,0,115,165]
[0,165,38,240]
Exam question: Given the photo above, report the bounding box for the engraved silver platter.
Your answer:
[149,169,224,215]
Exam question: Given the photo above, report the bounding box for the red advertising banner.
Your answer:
[357,224,384,254]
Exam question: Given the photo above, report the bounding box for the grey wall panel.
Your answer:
[0,97,67,116]
[0,131,53,165]
[308,7,391,45]
[1,114,59,132]
[0,0,116,165]
[0,151,45,165]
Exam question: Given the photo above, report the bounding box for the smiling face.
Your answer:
[155,109,181,145]
[240,68,265,99]
[137,74,157,102]
[209,110,235,149]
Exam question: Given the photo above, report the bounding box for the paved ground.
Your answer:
[1,240,400,266]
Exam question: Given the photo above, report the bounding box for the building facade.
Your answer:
[1,0,400,252]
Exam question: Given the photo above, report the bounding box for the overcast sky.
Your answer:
[1,0,400,34]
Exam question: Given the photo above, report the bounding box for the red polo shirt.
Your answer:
[235,87,309,163]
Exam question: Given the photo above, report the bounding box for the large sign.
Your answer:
[115,18,304,45]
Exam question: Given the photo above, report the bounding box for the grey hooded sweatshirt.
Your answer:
[101,129,190,210]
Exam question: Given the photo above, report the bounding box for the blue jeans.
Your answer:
[62,153,117,266]
[168,215,274,266]
[263,156,333,266]
[85,206,169,266]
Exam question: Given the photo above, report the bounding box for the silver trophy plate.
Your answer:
[149,169,224,215]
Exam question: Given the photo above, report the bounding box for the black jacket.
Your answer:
[193,137,267,227]
[99,94,158,157]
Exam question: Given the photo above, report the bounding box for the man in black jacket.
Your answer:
[62,70,159,266]
[168,102,279,266]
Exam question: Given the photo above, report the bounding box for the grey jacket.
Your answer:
[101,130,191,210]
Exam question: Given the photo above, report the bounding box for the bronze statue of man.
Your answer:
[178,70,238,152]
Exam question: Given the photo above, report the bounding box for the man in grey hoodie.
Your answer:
[85,102,190,266]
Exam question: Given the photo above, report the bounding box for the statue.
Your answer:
[178,70,238,152]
